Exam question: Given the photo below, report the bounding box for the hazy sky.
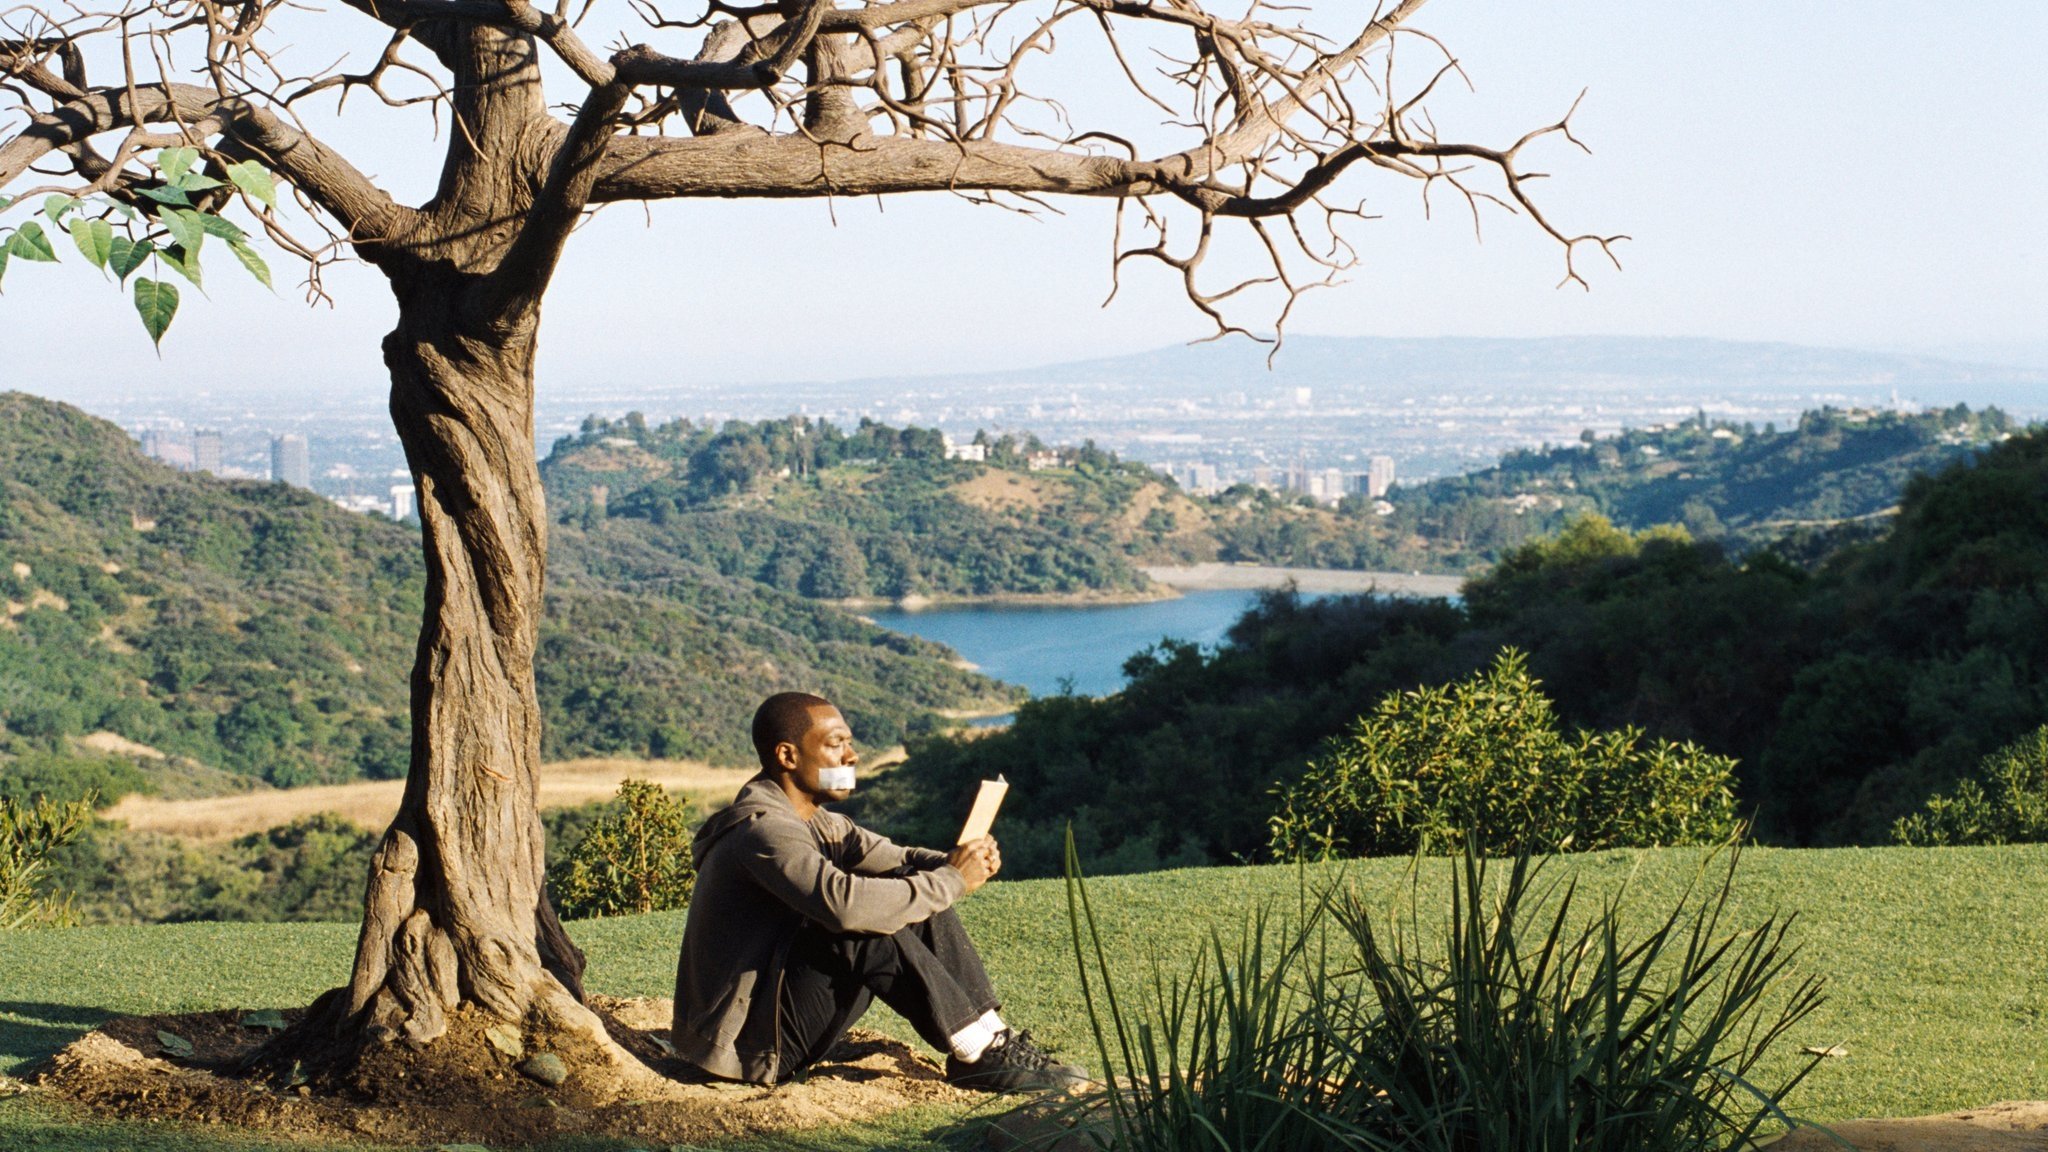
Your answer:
[4,0,2045,398]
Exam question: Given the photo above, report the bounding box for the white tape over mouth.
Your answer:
[818,766,857,791]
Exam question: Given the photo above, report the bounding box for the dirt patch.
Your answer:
[1769,1102,2048,1150]
[31,995,975,1147]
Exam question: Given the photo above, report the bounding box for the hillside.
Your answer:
[542,405,2020,591]
[0,393,1014,795]
[541,415,1185,599]
[1371,404,2018,568]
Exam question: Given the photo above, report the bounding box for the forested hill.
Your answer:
[540,416,1183,598]
[0,393,1014,796]
[541,405,2020,589]
[1397,405,2017,559]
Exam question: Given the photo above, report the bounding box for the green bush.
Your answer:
[0,751,148,808]
[1042,836,1824,1152]
[548,779,696,920]
[1,791,94,929]
[1893,726,2048,846]
[1268,650,1740,860]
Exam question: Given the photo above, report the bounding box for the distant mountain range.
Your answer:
[833,335,2048,413]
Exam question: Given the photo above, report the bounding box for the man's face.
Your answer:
[781,704,859,802]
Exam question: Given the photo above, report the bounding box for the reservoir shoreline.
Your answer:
[841,563,1464,613]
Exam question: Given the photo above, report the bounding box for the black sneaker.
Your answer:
[945,1029,1088,1094]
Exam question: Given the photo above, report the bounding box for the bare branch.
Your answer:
[1,82,406,239]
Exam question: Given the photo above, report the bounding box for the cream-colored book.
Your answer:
[956,775,1009,844]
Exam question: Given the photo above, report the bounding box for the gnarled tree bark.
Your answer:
[343,280,594,1047]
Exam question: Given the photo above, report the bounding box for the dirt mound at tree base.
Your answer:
[1769,1103,2048,1151]
[31,995,976,1147]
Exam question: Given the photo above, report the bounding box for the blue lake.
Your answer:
[869,589,1281,702]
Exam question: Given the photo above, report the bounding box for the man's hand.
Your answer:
[947,837,1002,894]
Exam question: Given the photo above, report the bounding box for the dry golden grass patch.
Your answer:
[76,731,165,760]
[104,752,908,840]
[950,469,1052,513]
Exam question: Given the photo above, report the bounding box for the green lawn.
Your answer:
[4,845,2046,1149]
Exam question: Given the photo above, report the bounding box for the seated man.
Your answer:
[671,691,1086,1093]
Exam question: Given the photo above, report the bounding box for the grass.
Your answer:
[4,844,2048,1148]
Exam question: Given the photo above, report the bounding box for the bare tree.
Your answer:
[0,0,1613,1078]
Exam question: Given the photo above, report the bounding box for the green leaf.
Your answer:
[71,217,114,269]
[155,1029,194,1057]
[0,242,10,289]
[109,237,152,282]
[225,160,277,209]
[228,239,271,289]
[239,1008,288,1031]
[9,221,58,262]
[170,172,226,193]
[137,185,193,208]
[133,278,179,347]
[157,146,199,181]
[42,195,77,223]
[160,209,206,257]
[161,244,203,289]
[198,214,246,243]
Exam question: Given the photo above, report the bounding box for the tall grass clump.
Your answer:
[1042,836,1824,1152]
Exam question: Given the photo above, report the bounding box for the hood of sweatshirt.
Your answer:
[693,775,797,859]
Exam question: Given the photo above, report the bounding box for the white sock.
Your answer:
[948,1009,1007,1063]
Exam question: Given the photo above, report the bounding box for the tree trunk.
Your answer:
[340,280,593,1048]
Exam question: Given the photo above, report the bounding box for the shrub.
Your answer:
[1043,835,1825,1152]
[548,779,696,919]
[1,791,94,928]
[1268,650,1740,860]
[0,751,149,808]
[1893,725,2048,846]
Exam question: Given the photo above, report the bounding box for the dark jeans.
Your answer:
[777,905,1001,1076]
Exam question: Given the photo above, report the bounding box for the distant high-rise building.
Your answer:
[1311,467,1345,503]
[192,429,223,474]
[1367,455,1397,498]
[1177,462,1221,494]
[270,434,311,488]
[139,429,193,469]
[390,484,418,522]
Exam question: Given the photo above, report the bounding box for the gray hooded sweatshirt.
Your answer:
[671,776,965,1083]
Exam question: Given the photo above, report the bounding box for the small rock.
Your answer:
[518,1052,569,1086]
